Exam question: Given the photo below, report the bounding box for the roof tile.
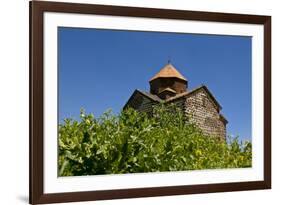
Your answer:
[150,63,187,82]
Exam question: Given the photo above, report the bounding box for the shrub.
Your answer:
[58,105,252,176]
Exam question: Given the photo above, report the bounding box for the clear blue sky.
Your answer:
[58,27,252,141]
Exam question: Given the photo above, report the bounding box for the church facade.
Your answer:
[124,63,228,140]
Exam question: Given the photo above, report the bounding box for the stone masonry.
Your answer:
[124,63,227,140]
[183,87,227,140]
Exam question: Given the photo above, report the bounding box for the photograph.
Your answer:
[58,27,252,177]
[29,1,271,203]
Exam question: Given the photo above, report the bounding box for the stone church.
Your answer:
[124,63,228,140]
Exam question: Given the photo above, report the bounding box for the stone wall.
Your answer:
[184,89,226,140]
[126,92,156,117]
[166,97,186,115]
[137,98,158,117]
[125,88,227,140]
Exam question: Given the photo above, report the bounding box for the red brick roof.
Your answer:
[149,63,187,82]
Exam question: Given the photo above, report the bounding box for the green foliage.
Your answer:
[58,105,252,176]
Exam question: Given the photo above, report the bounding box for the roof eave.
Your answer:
[149,76,187,83]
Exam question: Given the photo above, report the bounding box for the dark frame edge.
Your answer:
[263,16,272,189]
[29,1,32,204]
[30,1,45,204]
[34,181,268,204]
[28,2,33,204]
[29,1,272,204]
[31,0,270,23]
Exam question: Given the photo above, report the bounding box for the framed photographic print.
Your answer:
[29,0,271,204]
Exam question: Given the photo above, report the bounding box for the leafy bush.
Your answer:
[58,104,252,176]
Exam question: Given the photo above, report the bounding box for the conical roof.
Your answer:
[149,63,187,82]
